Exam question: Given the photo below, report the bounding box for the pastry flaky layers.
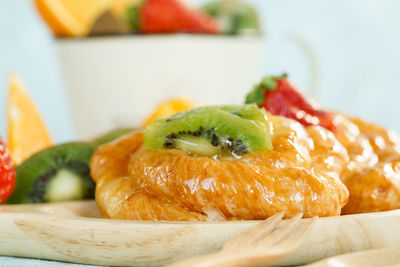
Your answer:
[90,111,385,221]
[90,78,400,221]
[91,114,349,221]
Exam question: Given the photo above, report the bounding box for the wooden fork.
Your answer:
[167,212,316,267]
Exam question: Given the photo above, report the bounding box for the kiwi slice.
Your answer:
[202,0,260,35]
[6,143,96,204]
[143,104,272,157]
[91,128,136,146]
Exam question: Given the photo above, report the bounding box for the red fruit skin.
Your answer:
[262,79,335,131]
[140,0,219,34]
[0,138,16,204]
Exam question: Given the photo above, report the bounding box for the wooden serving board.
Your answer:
[1,201,400,266]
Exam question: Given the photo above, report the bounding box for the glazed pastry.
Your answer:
[339,117,400,214]
[247,75,400,214]
[90,105,349,221]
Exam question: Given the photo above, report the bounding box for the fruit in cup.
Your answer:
[7,73,53,165]
[127,0,219,34]
[202,0,260,35]
[35,0,221,36]
[111,0,142,22]
[0,137,16,204]
[35,0,112,37]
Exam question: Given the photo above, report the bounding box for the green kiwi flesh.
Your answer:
[202,0,260,35]
[6,143,96,204]
[143,104,272,157]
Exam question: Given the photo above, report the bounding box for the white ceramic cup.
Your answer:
[56,35,264,139]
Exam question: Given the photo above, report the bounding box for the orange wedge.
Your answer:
[143,98,194,126]
[7,73,53,165]
[35,0,112,37]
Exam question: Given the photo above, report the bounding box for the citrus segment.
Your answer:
[35,0,112,37]
[7,72,53,165]
[143,98,194,126]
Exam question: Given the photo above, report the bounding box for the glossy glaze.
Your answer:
[90,114,350,221]
[90,111,400,220]
[335,115,400,214]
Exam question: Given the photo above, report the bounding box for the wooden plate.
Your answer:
[1,201,400,266]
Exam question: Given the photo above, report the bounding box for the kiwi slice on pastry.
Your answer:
[143,104,272,157]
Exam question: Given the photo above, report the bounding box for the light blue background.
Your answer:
[1,0,400,143]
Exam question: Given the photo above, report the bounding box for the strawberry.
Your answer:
[0,136,16,203]
[128,0,219,34]
[246,74,335,131]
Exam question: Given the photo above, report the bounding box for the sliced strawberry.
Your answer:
[246,74,335,131]
[0,137,16,203]
[129,0,219,34]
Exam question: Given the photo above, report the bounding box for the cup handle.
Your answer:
[268,33,320,98]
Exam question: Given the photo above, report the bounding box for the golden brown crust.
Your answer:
[350,117,400,161]
[90,116,349,221]
[334,115,400,214]
[90,109,400,218]
[342,156,400,214]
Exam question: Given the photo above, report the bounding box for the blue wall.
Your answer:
[0,0,73,142]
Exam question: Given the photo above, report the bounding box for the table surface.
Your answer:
[0,256,100,267]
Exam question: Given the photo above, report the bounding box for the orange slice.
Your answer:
[143,98,194,126]
[35,0,112,37]
[7,73,53,165]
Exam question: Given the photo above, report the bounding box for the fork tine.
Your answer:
[223,211,285,250]
[256,212,303,247]
[274,216,317,253]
